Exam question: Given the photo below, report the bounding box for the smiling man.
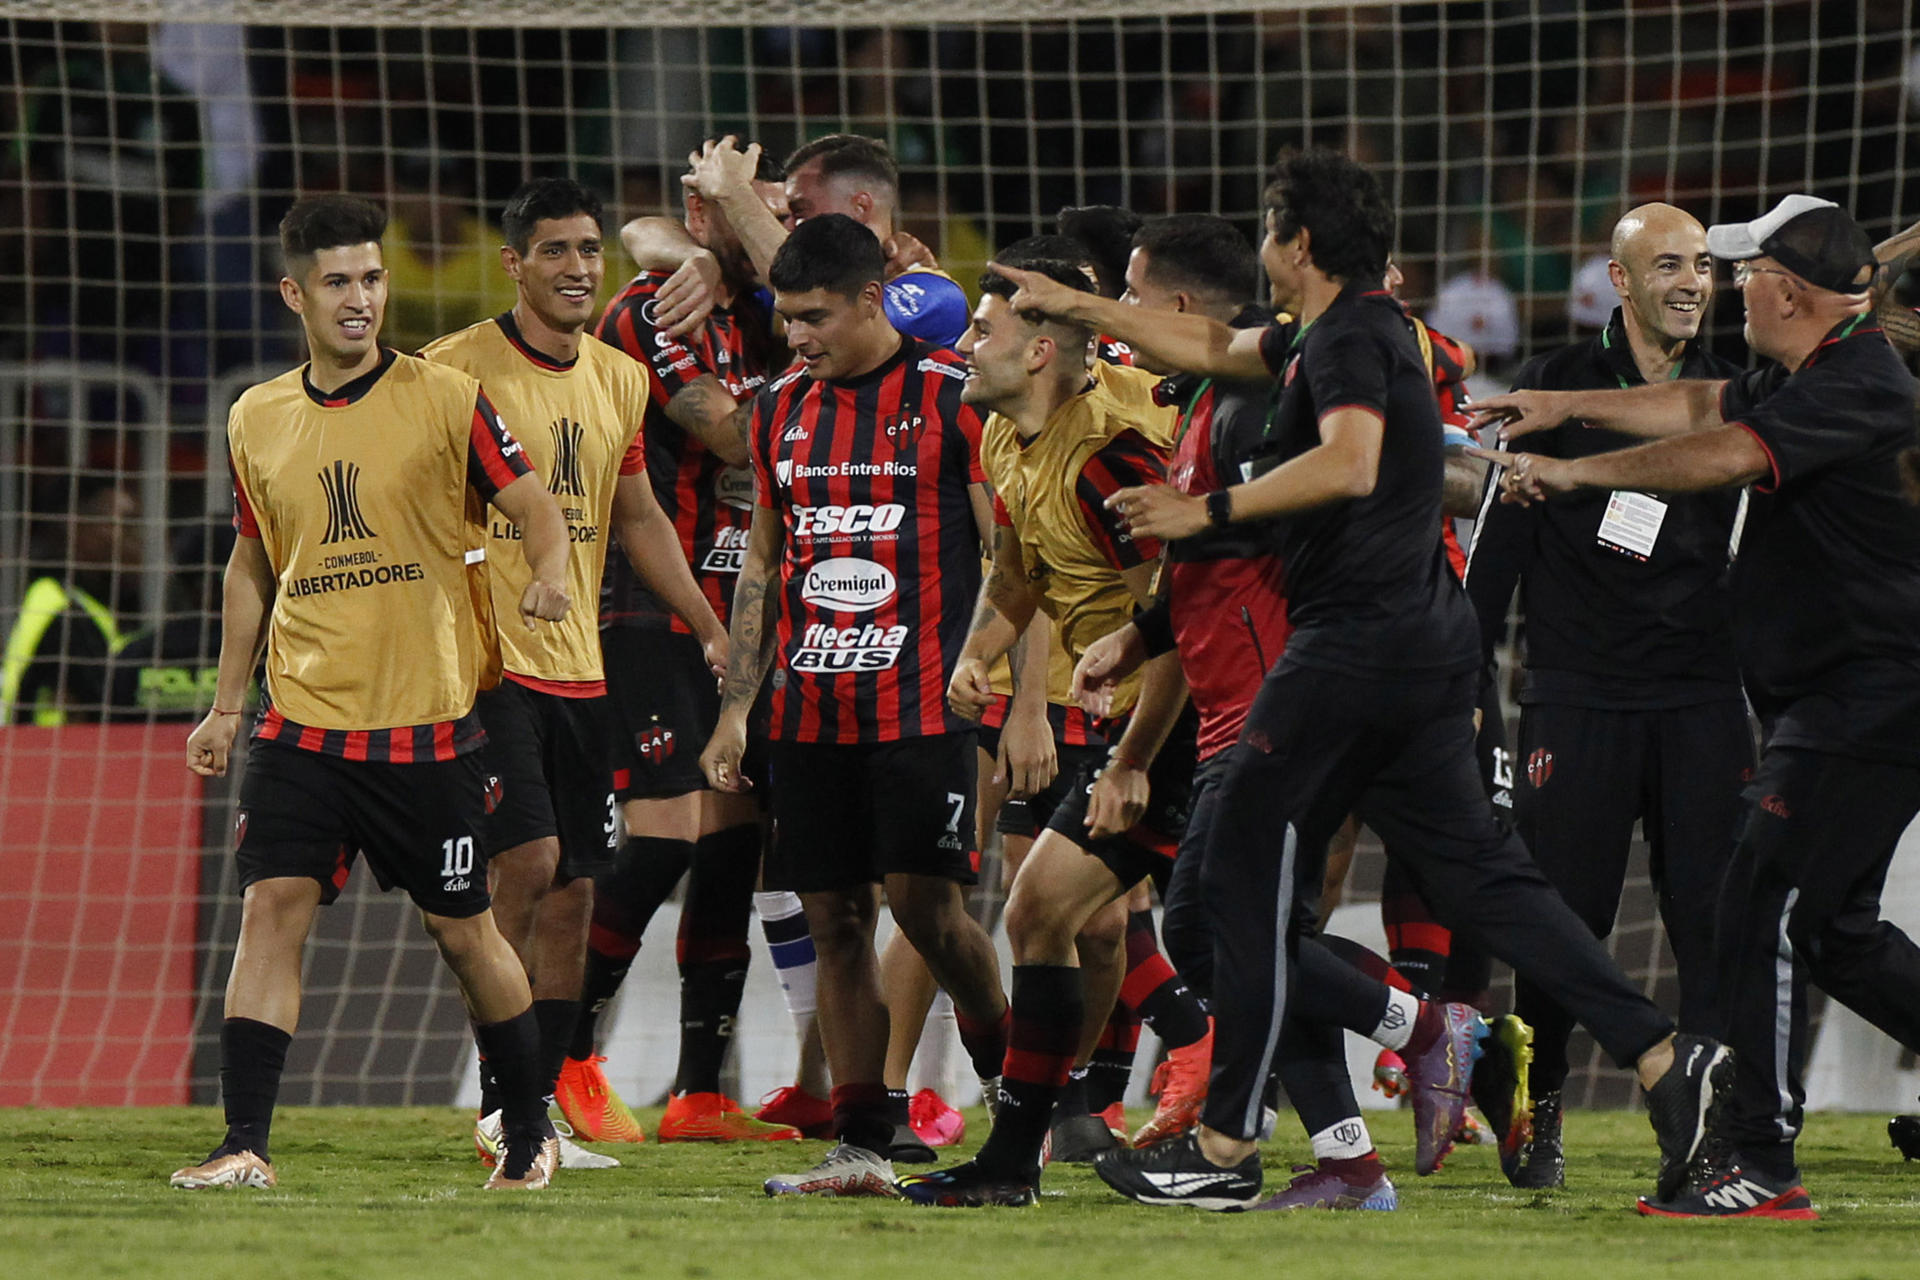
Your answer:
[1458,203,1752,1190]
[175,193,572,1192]
[1472,193,1920,1220]
[420,177,728,1172]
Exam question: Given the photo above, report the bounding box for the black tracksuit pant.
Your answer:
[1716,745,1920,1175]
[1511,698,1752,1095]
[1198,661,1674,1141]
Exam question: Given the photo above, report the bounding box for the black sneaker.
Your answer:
[1641,1033,1732,1201]
[1093,1130,1262,1210]
[889,1122,937,1165]
[1044,1112,1119,1165]
[1891,1113,1920,1160]
[1511,1091,1564,1189]
[1636,1147,1816,1220]
[897,1159,1038,1207]
[1469,1014,1535,1184]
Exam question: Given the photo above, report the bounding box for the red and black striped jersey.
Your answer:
[1412,315,1474,579]
[750,337,985,744]
[594,270,777,632]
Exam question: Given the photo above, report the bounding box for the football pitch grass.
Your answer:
[4,1107,1916,1279]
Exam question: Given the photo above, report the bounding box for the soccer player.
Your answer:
[623,133,969,347]
[897,254,1210,1207]
[173,194,571,1192]
[699,214,1010,1197]
[419,177,733,1167]
[1461,203,1749,1189]
[1473,195,1920,1220]
[990,149,1724,1214]
[568,151,815,1144]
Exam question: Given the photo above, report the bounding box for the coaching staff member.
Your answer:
[1462,203,1751,1189]
[1474,194,1920,1220]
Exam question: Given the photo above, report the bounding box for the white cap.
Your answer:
[1425,271,1520,360]
[1705,194,1838,261]
[1567,253,1616,328]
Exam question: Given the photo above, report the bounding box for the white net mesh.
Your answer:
[2,1,1912,1106]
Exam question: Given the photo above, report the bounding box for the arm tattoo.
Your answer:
[730,399,755,447]
[981,525,1027,623]
[1006,631,1029,691]
[721,551,780,713]
[1879,295,1920,356]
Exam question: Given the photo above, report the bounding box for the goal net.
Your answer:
[2,0,1914,1111]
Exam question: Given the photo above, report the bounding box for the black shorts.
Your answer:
[603,627,768,800]
[474,678,620,880]
[234,740,496,918]
[763,732,979,893]
[1044,704,1199,893]
[978,700,1105,839]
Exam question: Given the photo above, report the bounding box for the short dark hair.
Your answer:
[502,178,604,255]
[768,213,886,298]
[1056,205,1144,299]
[998,235,1098,279]
[279,194,387,275]
[1131,214,1260,305]
[783,133,898,194]
[1261,148,1394,285]
[979,257,1096,336]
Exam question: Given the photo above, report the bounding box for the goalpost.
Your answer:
[1,0,1914,1111]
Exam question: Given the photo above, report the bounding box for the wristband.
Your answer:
[210,706,243,716]
[1205,489,1234,528]
[1109,746,1148,772]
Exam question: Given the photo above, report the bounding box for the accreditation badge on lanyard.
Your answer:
[1597,490,1667,561]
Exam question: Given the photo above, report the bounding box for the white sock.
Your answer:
[754,890,817,1042]
[913,990,958,1096]
[1371,988,1420,1052]
[1309,1117,1374,1162]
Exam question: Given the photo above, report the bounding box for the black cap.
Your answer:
[1707,194,1877,294]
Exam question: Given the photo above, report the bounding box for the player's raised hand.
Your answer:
[1464,446,1577,507]
[1071,622,1146,718]
[883,231,939,280]
[682,135,762,204]
[519,579,571,629]
[1466,389,1575,442]
[186,708,242,777]
[656,248,722,338]
[946,655,996,722]
[700,717,752,793]
[986,261,1083,323]
[1108,483,1206,541]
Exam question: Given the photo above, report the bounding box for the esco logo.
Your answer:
[801,557,896,611]
[793,503,906,538]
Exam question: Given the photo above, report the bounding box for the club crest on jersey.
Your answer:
[547,419,587,497]
[1526,748,1554,788]
[883,412,925,451]
[317,459,378,545]
[636,722,676,763]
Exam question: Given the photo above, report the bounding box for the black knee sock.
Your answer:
[1121,910,1211,1048]
[669,824,758,1096]
[569,835,695,1058]
[1054,1066,1092,1121]
[1085,1003,1137,1114]
[532,998,581,1098]
[474,1007,547,1140]
[670,960,749,1095]
[220,1017,292,1161]
[976,964,1082,1176]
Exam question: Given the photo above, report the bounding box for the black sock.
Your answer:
[570,949,635,1061]
[1122,911,1210,1048]
[532,998,580,1098]
[887,1087,912,1129]
[670,961,748,1095]
[1054,1067,1092,1121]
[476,1051,501,1118]
[1086,1049,1133,1113]
[474,1007,547,1140]
[569,835,696,1058]
[669,824,757,1095]
[976,964,1081,1176]
[220,1017,292,1162]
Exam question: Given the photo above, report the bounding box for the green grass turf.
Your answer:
[2,1107,1916,1279]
